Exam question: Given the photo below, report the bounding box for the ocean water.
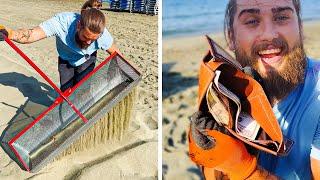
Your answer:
[163,0,320,38]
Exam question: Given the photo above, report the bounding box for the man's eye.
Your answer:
[275,16,289,22]
[245,19,259,25]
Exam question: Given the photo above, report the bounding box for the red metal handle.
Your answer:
[2,35,88,123]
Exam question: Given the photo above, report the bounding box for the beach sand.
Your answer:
[162,22,320,179]
[0,0,158,179]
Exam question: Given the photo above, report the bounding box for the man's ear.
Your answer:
[300,24,305,41]
[228,40,235,51]
[227,30,236,51]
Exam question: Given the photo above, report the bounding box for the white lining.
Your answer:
[310,145,320,160]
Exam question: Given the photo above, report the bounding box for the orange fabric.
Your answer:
[189,129,257,180]
[203,168,216,180]
[311,158,320,179]
[203,166,276,180]
[189,36,287,180]
[197,51,221,109]
[199,59,282,142]
[196,36,287,155]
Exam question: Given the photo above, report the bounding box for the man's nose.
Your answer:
[259,20,278,41]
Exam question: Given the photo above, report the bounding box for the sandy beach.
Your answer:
[0,0,158,179]
[162,22,320,179]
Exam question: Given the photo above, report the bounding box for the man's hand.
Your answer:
[189,111,257,179]
[189,111,279,180]
[107,44,118,54]
[0,25,12,41]
[190,111,230,149]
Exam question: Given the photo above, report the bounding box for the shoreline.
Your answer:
[163,19,320,41]
[163,28,224,41]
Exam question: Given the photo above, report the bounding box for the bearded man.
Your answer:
[189,0,320,179]
[0,7,117,91]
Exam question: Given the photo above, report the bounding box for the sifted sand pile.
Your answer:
[58,89,136,158]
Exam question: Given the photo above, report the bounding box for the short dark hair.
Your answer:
[80,8,105,34]
[224,0,302,43]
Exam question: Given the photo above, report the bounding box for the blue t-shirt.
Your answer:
[258,57,320,179]
[39,12,113,66]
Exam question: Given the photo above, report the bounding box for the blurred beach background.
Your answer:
[162,0,320,179]
[163,0,320,38]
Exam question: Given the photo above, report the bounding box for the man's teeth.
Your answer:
[258,48,281,55]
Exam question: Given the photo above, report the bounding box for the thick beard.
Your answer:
[235,42,307,105]
[75,32,90,49]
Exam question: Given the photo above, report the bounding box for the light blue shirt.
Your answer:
[39,12,113,66]
[258,58,320,179]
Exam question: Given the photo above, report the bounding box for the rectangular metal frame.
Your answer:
[1,36,141,172]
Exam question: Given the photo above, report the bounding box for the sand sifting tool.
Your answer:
[0,33,141,172]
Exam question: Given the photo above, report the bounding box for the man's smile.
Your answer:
[257,46,283,65]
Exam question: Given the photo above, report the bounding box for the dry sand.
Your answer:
[0,0,158,179]
[162,22,320,179]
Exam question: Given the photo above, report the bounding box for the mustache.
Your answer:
[75,32,89,49]
[251,38,289,57]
